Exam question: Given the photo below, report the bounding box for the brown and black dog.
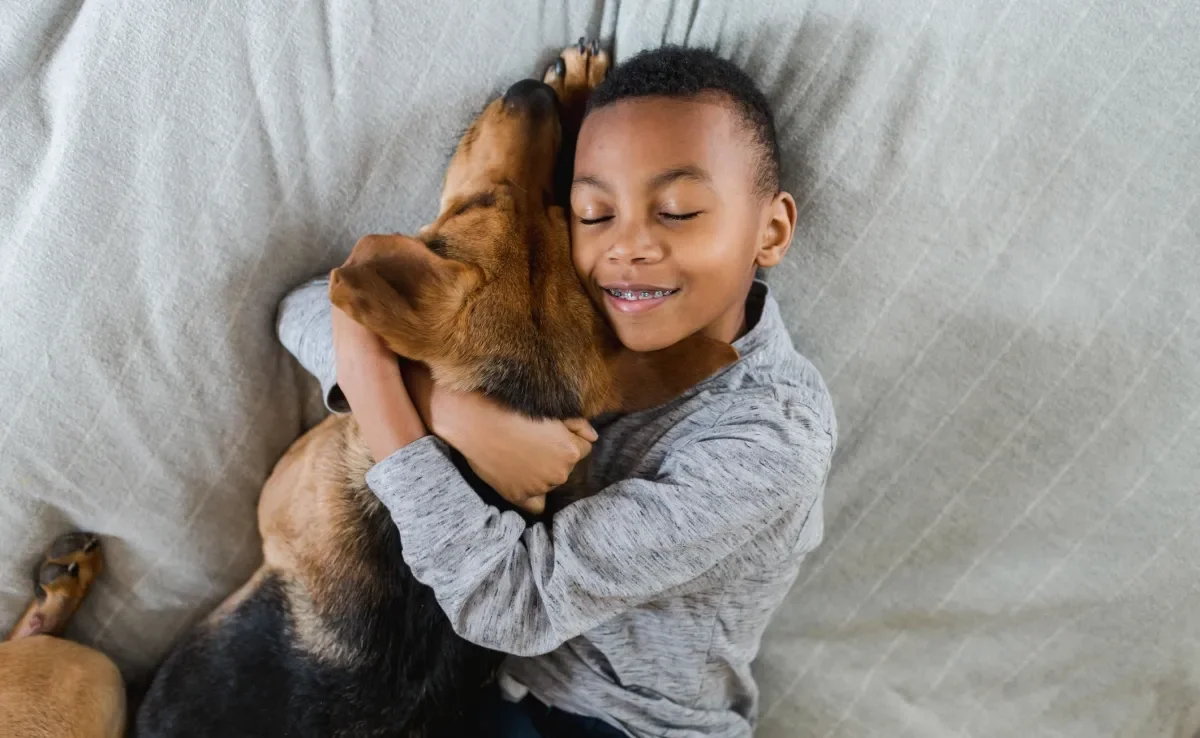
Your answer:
[0,532,125,738]
[136,40,736,738]
[4,40,736,738]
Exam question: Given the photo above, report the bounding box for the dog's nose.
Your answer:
[503,78,557,117]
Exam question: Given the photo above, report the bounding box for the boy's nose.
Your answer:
[607,226,664,264]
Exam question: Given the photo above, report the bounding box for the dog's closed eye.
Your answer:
[451,191,497,217]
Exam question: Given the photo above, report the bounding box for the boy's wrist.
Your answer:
[399,361,486,452]
[400,362,438,432]
[427,382,475,451]
[339,356,427,460]
[353,378,427,461]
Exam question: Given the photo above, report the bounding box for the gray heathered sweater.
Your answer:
[277,278,835,737]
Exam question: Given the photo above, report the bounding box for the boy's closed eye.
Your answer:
[571,167,715,227]
[660,210,702,222]
[575,211,703,225]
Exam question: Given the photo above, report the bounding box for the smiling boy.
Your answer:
[278,46,835,738]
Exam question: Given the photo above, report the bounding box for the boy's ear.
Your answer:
[329,234,481,361]
[756,191,796,269]
[606,334,739,414]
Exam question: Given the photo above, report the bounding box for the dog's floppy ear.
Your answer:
[329,234,481,362]
[606,334,739,413]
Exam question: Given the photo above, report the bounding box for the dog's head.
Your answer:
[330,76,737,419]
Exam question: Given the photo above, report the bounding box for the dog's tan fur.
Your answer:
[0,533,125,738]
[246,43,734,664]
[3,42,738,736]
[0,636,125,738]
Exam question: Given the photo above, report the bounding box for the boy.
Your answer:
[277,46,835,738]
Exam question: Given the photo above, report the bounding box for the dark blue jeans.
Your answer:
[477,690,627,737]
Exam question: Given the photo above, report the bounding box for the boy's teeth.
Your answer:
[608,288,675,300]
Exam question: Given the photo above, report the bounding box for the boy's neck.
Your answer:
[701,284,755,344]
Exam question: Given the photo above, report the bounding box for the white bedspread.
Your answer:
[2,1,1197,735]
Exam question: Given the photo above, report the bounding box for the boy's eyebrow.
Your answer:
[650,165,713,189]
[571,174,611,192]
[572,166,714,194]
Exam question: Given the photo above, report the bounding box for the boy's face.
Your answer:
[570,95,795,352]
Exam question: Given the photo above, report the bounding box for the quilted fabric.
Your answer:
[2,1,1197,735]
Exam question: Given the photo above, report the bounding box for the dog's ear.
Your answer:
[606,334,739,414]
[329,234,481,362]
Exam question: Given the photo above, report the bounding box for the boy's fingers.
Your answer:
[564,418,598,442]
[522,496,546,515]
[570,434,593,462]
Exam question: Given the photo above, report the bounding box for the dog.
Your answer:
[0,40,737,738]
[0,532,125,738]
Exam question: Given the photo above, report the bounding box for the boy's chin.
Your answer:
[609,322,682,353]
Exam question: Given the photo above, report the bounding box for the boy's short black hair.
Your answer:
[585,45,781,198]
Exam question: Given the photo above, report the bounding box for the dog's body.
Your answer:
[3,41,736,738]
[136,41,729,737]
[138,413,502,736]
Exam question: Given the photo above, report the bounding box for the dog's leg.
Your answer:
[0,636,126,738]
[542,38,609,205]
[542,37,610,116]
[6,532,103,641]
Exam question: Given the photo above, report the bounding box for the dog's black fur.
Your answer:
[134,46,623,737]
[136,469,519,738]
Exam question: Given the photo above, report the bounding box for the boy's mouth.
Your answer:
[601,284,679,314]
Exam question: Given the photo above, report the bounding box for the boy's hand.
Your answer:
[405,364,596,514]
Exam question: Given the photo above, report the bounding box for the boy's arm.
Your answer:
[276,276,594,509]
[368,394,833,657]
[277,276,347,412]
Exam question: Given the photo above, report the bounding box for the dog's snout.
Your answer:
[503,78,557,117]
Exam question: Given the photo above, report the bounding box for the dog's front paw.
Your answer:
[36,532,102,599]
[543,37,609,111]
[6,532,103,640]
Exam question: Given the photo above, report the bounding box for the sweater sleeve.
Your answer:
[365,395,833,657]
[275,276,348,412]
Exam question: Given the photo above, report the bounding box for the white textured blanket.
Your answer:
[2,1,1197,735]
